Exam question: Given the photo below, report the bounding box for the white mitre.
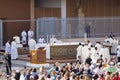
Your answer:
[13,35,20,44]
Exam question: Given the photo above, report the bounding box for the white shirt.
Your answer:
[5,42,11,53]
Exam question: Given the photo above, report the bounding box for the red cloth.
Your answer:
[112,76,120,80]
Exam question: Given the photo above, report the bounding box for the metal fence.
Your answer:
[0,17,120,47]
[36,17,120,41]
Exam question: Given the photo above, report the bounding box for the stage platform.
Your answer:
[18,54,76,64]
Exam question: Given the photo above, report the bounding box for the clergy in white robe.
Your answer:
[38,36,45,44]
[87,40,92,48]
[21,30,27,45]
[10,39,18,59]
[5,41,11,54]
[95,42,102,52]
[116,44,120,62]
[104,47,110,61]
[91,47,99,63]
[28,38,36,50]
[76,43,83,59]
[28,29,34,41]
[81,45,89,63]
[85,47,92,59]
[99,46,106,62]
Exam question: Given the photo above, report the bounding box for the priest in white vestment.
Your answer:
[10,39,18,59]
[28,29,34,41]
[76,43,83,60]
[5,40,11,54]
[28,38,36,50]
[21,30,27,45]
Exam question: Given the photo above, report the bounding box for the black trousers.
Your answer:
[118,57,120,62]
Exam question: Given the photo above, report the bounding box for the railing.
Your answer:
[36,17,120,42]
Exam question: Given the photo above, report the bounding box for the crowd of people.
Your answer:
[5,39,120,80]
[3,31,120,80]
[6,58,120,80]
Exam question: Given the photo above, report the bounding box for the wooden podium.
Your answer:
[30,47,46,64]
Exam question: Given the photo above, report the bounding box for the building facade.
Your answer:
[0,0,120,47]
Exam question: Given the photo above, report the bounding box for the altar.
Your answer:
[35,42,79,60]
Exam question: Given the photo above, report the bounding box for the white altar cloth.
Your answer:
[35,42,79,59]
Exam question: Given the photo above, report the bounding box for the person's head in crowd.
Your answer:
[96,41,101,44]
[79,43,82,45]
[39,75,45,80]
[33,68,37,73]
[15,70,21,80]
[51,70,57,76]
[56,75,61,80]
[80,75,85,80]
[92,74,99,80]
[34,74,39,80]
[30,76,34,80]
[84,75,90,80]
[112,72,119,79]
[75,75,79,80]
[55,62,60,67]
[100,54,103,58]
[117,62,120,68]
[63,71,70,80]
[109,61,115,66]
[39,66,45,74]
[95,47,98,50]
[87,40,90,43]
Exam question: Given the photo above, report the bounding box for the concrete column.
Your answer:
[30,0,35,37]
[61,0,67,38]
[0,20,2,49]
[61,0,66,18]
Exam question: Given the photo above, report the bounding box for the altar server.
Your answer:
[10,39,18,59]
[28,38,36,50]
[21,30,27,45]
[5,40,11,54]
[28,29,34,41]
[38,35,45,44]
[50,35,58,43]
